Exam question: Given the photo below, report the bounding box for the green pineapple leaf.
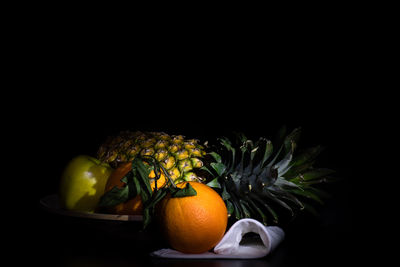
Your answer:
[268,185,304,210]
[290,146,324,168]
[266,144,283,170]
[234,132,248,144]
[221,183,231,200]
[274,177,303,190]
[283,127,301,154]
[263,189,295,216]
[259,139,273,169]
[299,176,338,185]
[210,162,227,176]
[290,168,336,183]
[231,197,244,219]
[246,196,269,225]
[206,178,221,188]
[288,188,324,204]
[225,200,234,215]
[284,160,316,179]
[208,152,222,163]
[218,137,236,171]
[306,186,332,199]
[200,166,214,176]
[239,200,252,218]
[274,142,294,175]
[257,166,278,187]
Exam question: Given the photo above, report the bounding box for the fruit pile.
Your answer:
[59,127,335,254]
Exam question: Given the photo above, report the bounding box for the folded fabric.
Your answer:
[150,218,285,259]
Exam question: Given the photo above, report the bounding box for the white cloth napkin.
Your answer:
[150,218,285,259]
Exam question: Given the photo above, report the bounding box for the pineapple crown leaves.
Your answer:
[203,126,336,226]
[98,156,197,229]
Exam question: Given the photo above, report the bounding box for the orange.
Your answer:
[156,181,228,254]
[104,162,166,215]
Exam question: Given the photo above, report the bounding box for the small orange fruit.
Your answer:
[104,162,166,215]
[156,181,228,254]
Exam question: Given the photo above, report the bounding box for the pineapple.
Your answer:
[97,131,207,183]
[202,127,336,225]
[97,127,334,226]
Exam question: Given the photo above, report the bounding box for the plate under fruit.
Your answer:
[39,194,143,222]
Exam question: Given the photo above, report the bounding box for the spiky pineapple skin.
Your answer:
[97,131,206,183]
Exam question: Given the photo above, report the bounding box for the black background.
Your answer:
[9,9,387,266]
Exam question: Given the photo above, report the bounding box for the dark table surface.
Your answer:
[27,188,355,267]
